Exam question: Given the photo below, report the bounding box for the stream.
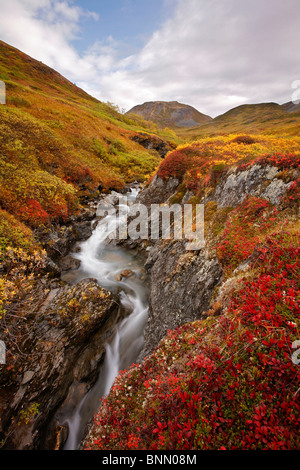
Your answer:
[61,187,149,450]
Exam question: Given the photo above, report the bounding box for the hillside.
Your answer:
[85,134,300,451]
[0,40,177,252]
[176,102,300,139]
[1,39,300,451]
[127,100,212,128]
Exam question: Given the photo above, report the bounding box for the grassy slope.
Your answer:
[0,40,176,252]
[174,102,300,140]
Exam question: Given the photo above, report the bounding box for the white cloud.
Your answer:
[0,0,300,117]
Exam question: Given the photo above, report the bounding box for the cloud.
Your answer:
[0,0,300,117]
[86,0,300,116]
[112,0,300,116]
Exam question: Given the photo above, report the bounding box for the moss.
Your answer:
[204,201,218,223]
[169,191,185,205]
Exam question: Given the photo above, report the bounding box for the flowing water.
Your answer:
[62,187,149,450]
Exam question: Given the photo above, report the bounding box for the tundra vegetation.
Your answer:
[85,139,300,450]
[0,40,299,450]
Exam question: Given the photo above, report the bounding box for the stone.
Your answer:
[139,240,223,360]
[120,269,134,278]
[2,278,120,450]
[21,371,35,385]
[58,255,81,272]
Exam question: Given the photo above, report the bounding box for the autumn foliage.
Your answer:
[156,135,300,193]
[85,135,300,451]
[1,39,300,451]
[85,232,300,451]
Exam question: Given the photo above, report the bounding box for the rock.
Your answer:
[1,279,120,450]
[58,255,81,272]
[54,425,69,450]
[212,164,288,208]
[37,202,97,265]
[21,371,35,385]
[139,240,223,360]
[99,191,123,207]
[115,270,135,282]
[44,257,61,277]
[120,269,134,278]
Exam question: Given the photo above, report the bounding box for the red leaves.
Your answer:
[217,196,278,273]
[157,146,200,181]
[19,198,50,227]
[85,232,300,451]
[239,153,300,171]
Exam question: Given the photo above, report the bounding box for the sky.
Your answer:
[0,0,299,117]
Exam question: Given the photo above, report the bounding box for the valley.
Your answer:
[0,40,299,451]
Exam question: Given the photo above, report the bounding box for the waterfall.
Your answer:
[62,187,149,450]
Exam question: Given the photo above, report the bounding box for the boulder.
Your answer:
[1,279,120,450]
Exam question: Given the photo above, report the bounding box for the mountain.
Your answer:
[178,101,300,139]
[281,100,300,113]
[126,100,213,128]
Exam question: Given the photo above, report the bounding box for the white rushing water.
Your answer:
[62,187,149,450]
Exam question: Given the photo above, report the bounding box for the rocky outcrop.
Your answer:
[1,278,120,450]
[212,164,293,207]
[0,186,148,450]
[140,240,222,359]
[131,132,176,158]
[109,176,223,358]
[129,160,298,359]
[137,174,180,207]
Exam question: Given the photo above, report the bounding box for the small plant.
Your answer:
[217,196,278,274]
[110,139,127,155]
[230,135,257,145]
[19,403,40,425]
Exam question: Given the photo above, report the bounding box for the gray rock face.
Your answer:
[213,164,291,207]
[135,161,297,358]
[1,279,120,450]
[139,241,222,360]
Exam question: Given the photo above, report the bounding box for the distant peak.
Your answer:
[126,100,212,128]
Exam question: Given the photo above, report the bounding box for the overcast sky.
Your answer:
[0,0,299,117]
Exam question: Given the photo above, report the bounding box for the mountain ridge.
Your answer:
[126,98,300,137]
[127,100,213,128]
